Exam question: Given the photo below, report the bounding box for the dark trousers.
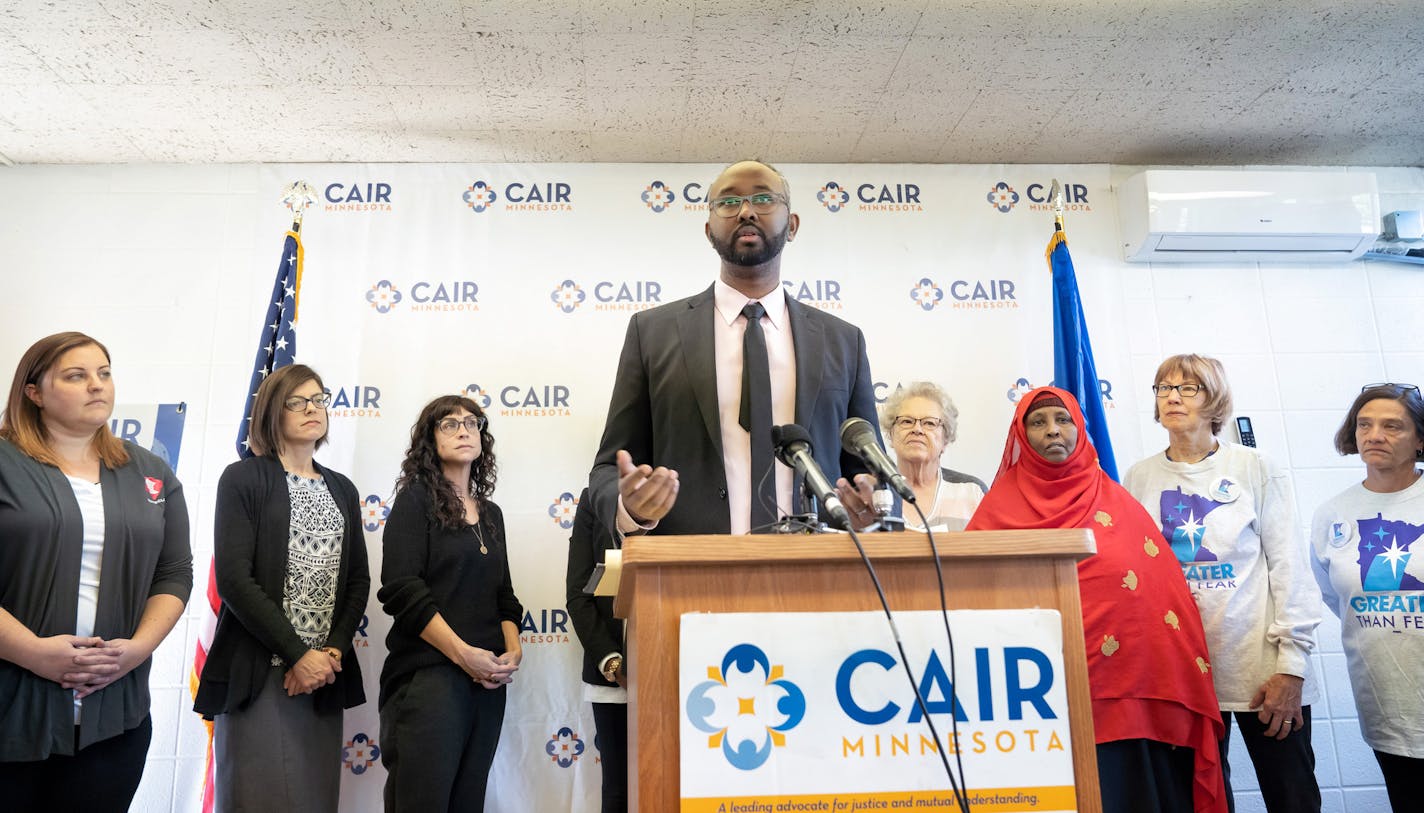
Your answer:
[592,702,628,813]
[1374,749,1424,812]
[381,663,506,813]
[1220,707,1320,813]
[1096,738,1195,813]
[0,715,152,813]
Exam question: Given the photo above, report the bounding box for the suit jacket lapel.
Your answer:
[677,285,723,458]
[788,295,824,426]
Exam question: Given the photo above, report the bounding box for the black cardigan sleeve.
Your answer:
[378,482,440,638]
[565,492,620,663]
[213,460,309,666]
[148,455,194,602]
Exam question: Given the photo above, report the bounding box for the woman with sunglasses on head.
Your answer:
[1310,383,1424,811]
[1123,354,1321,813]
[378,395,522,813]
[194,364,370,813]
[0,332,192,811]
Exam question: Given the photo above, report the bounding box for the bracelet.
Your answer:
[322,646,342,661]
[602,655,623,682]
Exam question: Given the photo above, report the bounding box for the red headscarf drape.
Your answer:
[969,387,1226,813]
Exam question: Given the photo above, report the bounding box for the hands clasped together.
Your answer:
[30,634,148,699]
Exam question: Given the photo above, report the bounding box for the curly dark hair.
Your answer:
[395,395,497,530]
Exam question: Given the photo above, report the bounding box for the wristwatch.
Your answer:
[602,655,623,683]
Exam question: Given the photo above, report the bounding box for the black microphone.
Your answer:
[840,417,916,504]
[771,424,850,527]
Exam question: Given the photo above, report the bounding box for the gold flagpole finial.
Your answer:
[280,181,319,231]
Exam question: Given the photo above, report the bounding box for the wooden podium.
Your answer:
[612,529,1100,812]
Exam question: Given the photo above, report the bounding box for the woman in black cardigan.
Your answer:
[194,364,370,812]
[378,394,523,813]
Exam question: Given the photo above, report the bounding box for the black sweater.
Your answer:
[377,481,523,706]
[193,455,369,717]
[564,490,623,687]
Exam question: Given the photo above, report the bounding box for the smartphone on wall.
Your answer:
[1235,416,1256,447]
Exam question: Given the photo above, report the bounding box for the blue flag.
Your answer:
[236,230,302,458]
[1047,225,1119,480]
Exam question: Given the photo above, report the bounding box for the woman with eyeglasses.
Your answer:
[878,382,986,531]
[378,395,522,812]
[1123,354,1321,813]
[194,364,370,812]
[0,332,192,811]
[1310,383,1424,810]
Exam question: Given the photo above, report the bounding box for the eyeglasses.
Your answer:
[1362,383,1421,396]
[893,416,944,432]
[709,193,787,218]
[283,394,331,412]
[437,415,487,435]
[1152,383,1202,398]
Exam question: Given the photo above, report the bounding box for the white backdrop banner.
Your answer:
[242,163,1136,812]
[678,610,1075,813]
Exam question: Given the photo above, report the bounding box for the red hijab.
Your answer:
[969,387,1226,813]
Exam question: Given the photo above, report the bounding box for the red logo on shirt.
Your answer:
[144,477,163,500]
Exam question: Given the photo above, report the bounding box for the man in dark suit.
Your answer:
[589,159,881,539]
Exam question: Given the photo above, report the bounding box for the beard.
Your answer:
[710,220,790,268]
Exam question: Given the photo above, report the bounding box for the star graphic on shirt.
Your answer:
[1173,500,1188,515]
[1178,511,1204,553]
[1379,538,1409,579]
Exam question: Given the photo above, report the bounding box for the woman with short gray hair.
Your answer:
[879,381,986,531]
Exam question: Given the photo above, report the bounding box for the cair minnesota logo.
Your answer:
[545,727,586,768]
[550,280,586,313]
[461,179,572,212]
[641,180,676,213]
[366,280,402,313]
[817,181,850,213]
[819,180,922,213]
[685,643,806,771]
[361,494,391,532]
[987,181,1020,213]
[548,491,578,529]
[463,181,498,213]
[364,278,478,314]
[909,278,944,311]
[323,181,392,213]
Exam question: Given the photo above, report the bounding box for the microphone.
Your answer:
[771,424,850,527]
[840,417,916,504]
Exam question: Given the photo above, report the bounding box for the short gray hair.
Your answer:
[880,381,960,444]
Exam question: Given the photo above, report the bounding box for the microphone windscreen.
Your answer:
[772,422,813,451]
[840,416,876,451]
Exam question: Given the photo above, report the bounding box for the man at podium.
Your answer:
[589,159,880,538]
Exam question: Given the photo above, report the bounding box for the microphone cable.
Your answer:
[843,519,972,813]
[907,500,971,813]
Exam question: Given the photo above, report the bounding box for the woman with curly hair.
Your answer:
[377,395,523,812]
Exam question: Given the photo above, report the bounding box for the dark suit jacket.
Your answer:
[564,489,623,686]
[589,284,880,537]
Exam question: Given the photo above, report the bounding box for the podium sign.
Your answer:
[678,610,1077,813]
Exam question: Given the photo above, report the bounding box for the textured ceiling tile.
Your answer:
[464,1,583,33]
[126,125,231,161]
[773,78,881,130]
[1212,36,1391,96]
[585,85,688,130]
[0,83,103,130]
[765,129,862,162]
[193,0,371,32]
[376,129,504,161]
[498,129,591,161]
[868,87,977,133]
[687,29,798,86]
[675,129,773,164]
[848,130,949,163]
[96,0,233,30]
[692,0,813,39]
[943,89,1072,153]
[358,31,484,85]
[72,84,216,129]
[346,0,467,32]
[679,86,782,131]
[2,1,121,35]
[388,85,497,131]
[478,33,585,88]
[1094,36,1248,92]
[242,29,383,85]
[583,32,693,87]
[786,36,905,92]
[802,0,927,38]
[482,85,589,129]
[587,129,686,161]
[0,31,60,83]
[0,127,144,162]
[34,27,278,85]
[582,0,695,34]
[879,35,984,96]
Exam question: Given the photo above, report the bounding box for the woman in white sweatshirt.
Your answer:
[1123,354,1321,813]
[1311,383,1424,812]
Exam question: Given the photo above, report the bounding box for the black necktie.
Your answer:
[739,302,776,532]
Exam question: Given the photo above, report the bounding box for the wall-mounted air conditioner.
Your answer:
[1119,170,1379,263]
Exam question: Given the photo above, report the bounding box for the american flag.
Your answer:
[190,229,303,812]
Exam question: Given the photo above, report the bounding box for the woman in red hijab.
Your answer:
[967,387,1225,813]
